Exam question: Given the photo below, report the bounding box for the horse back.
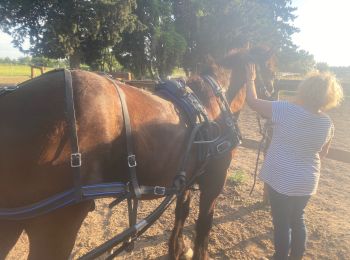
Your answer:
[0,70,192,207]
[0,70,124,207]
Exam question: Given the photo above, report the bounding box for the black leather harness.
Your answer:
[156,76,242,159]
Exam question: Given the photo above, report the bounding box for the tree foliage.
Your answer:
[0,56,68,67]
[278,47,315,73]
[0,0,138,68]
[1,0,313,75]
[316,62,330,72]
[330,66,350,80]
[173,0,299,72]
[114,0,186,78]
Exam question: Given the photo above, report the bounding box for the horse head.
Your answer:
[248,46,277,100]
[219,46,277,109]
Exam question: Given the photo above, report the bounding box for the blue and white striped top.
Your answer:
[259,101,334,196]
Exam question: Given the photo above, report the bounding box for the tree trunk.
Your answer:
[147,64,155,79]
[69,52,81,69]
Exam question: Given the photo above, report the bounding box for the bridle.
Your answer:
[255,63,276,100]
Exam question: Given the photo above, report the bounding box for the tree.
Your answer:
[114,0,186,79]
[329,66,350,80]
[316,62,330,72]
[278,47,315,73]
[173,0,299,73]
[0,57,14,64]
[153,27,186,78]
[0,0,138,68]
[17,57,32,65]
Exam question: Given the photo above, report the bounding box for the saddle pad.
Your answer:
[155,79,207,126]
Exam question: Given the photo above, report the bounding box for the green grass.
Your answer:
[0,64,55,85]
[0,76,31,86]
[0,64,32,77]
[171,67,186,78]
[227,167,247,186]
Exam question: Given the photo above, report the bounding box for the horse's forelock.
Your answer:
[248,46,275,64]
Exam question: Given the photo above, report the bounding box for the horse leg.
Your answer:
[0,220,24,259]
[169,190,192,260]
[193,166,228,260]
[25,201,93,260]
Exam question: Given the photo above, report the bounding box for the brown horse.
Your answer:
[0,46,275,260]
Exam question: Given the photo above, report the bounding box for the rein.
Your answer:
[249,118,273,196]
[249,68,277,196]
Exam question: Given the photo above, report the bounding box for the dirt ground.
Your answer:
[6,99,350,260]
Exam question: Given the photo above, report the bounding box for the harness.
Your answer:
[201,75,242,156]
[0,85,19,97]
[0,69,241,258]
[156,76,242,158]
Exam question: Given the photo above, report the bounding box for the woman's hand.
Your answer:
[246,64,256,82]
[245,63,272,119]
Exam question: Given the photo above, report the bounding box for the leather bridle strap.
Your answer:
[106,77,142,199]
[202,75,238,127]
[64,69,82,201]
[255,64,274,99]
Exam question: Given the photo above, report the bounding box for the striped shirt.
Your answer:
[259,101,334,196]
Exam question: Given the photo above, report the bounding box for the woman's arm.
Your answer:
[319,138,332,158]
[245,64,273,118]
[319,124,334,158]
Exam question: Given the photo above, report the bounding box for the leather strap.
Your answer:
[139,186,178,196]
[64,69,82,201]
[105,77,142,199]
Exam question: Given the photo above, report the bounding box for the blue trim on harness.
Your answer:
[0,182,127,220]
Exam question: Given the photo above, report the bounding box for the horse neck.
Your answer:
[226,70,247,113]
[187,76,221,120]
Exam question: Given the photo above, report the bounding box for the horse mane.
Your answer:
[180,46,276,111]
[183,49,246,108]
[186,55,231,93]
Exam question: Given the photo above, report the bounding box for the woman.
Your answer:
[245,64,344,260]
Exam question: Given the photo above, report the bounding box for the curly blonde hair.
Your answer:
[296,72,344,111]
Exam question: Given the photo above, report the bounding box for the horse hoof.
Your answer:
[180,248,193,260]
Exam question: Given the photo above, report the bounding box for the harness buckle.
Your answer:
[216,141,231,154]
[154,186,166,196]
[71,153,82,167]
[214,87,222,96]
[225,117,234,127]
[127,155,137,168]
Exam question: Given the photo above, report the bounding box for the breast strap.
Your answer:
[104,77,142,199]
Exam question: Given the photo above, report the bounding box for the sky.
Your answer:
[292,0,350,66]
[0,0,350,66]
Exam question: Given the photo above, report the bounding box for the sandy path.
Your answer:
[6,102,350,260]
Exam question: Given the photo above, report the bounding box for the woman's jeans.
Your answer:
[267,185,311,260]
